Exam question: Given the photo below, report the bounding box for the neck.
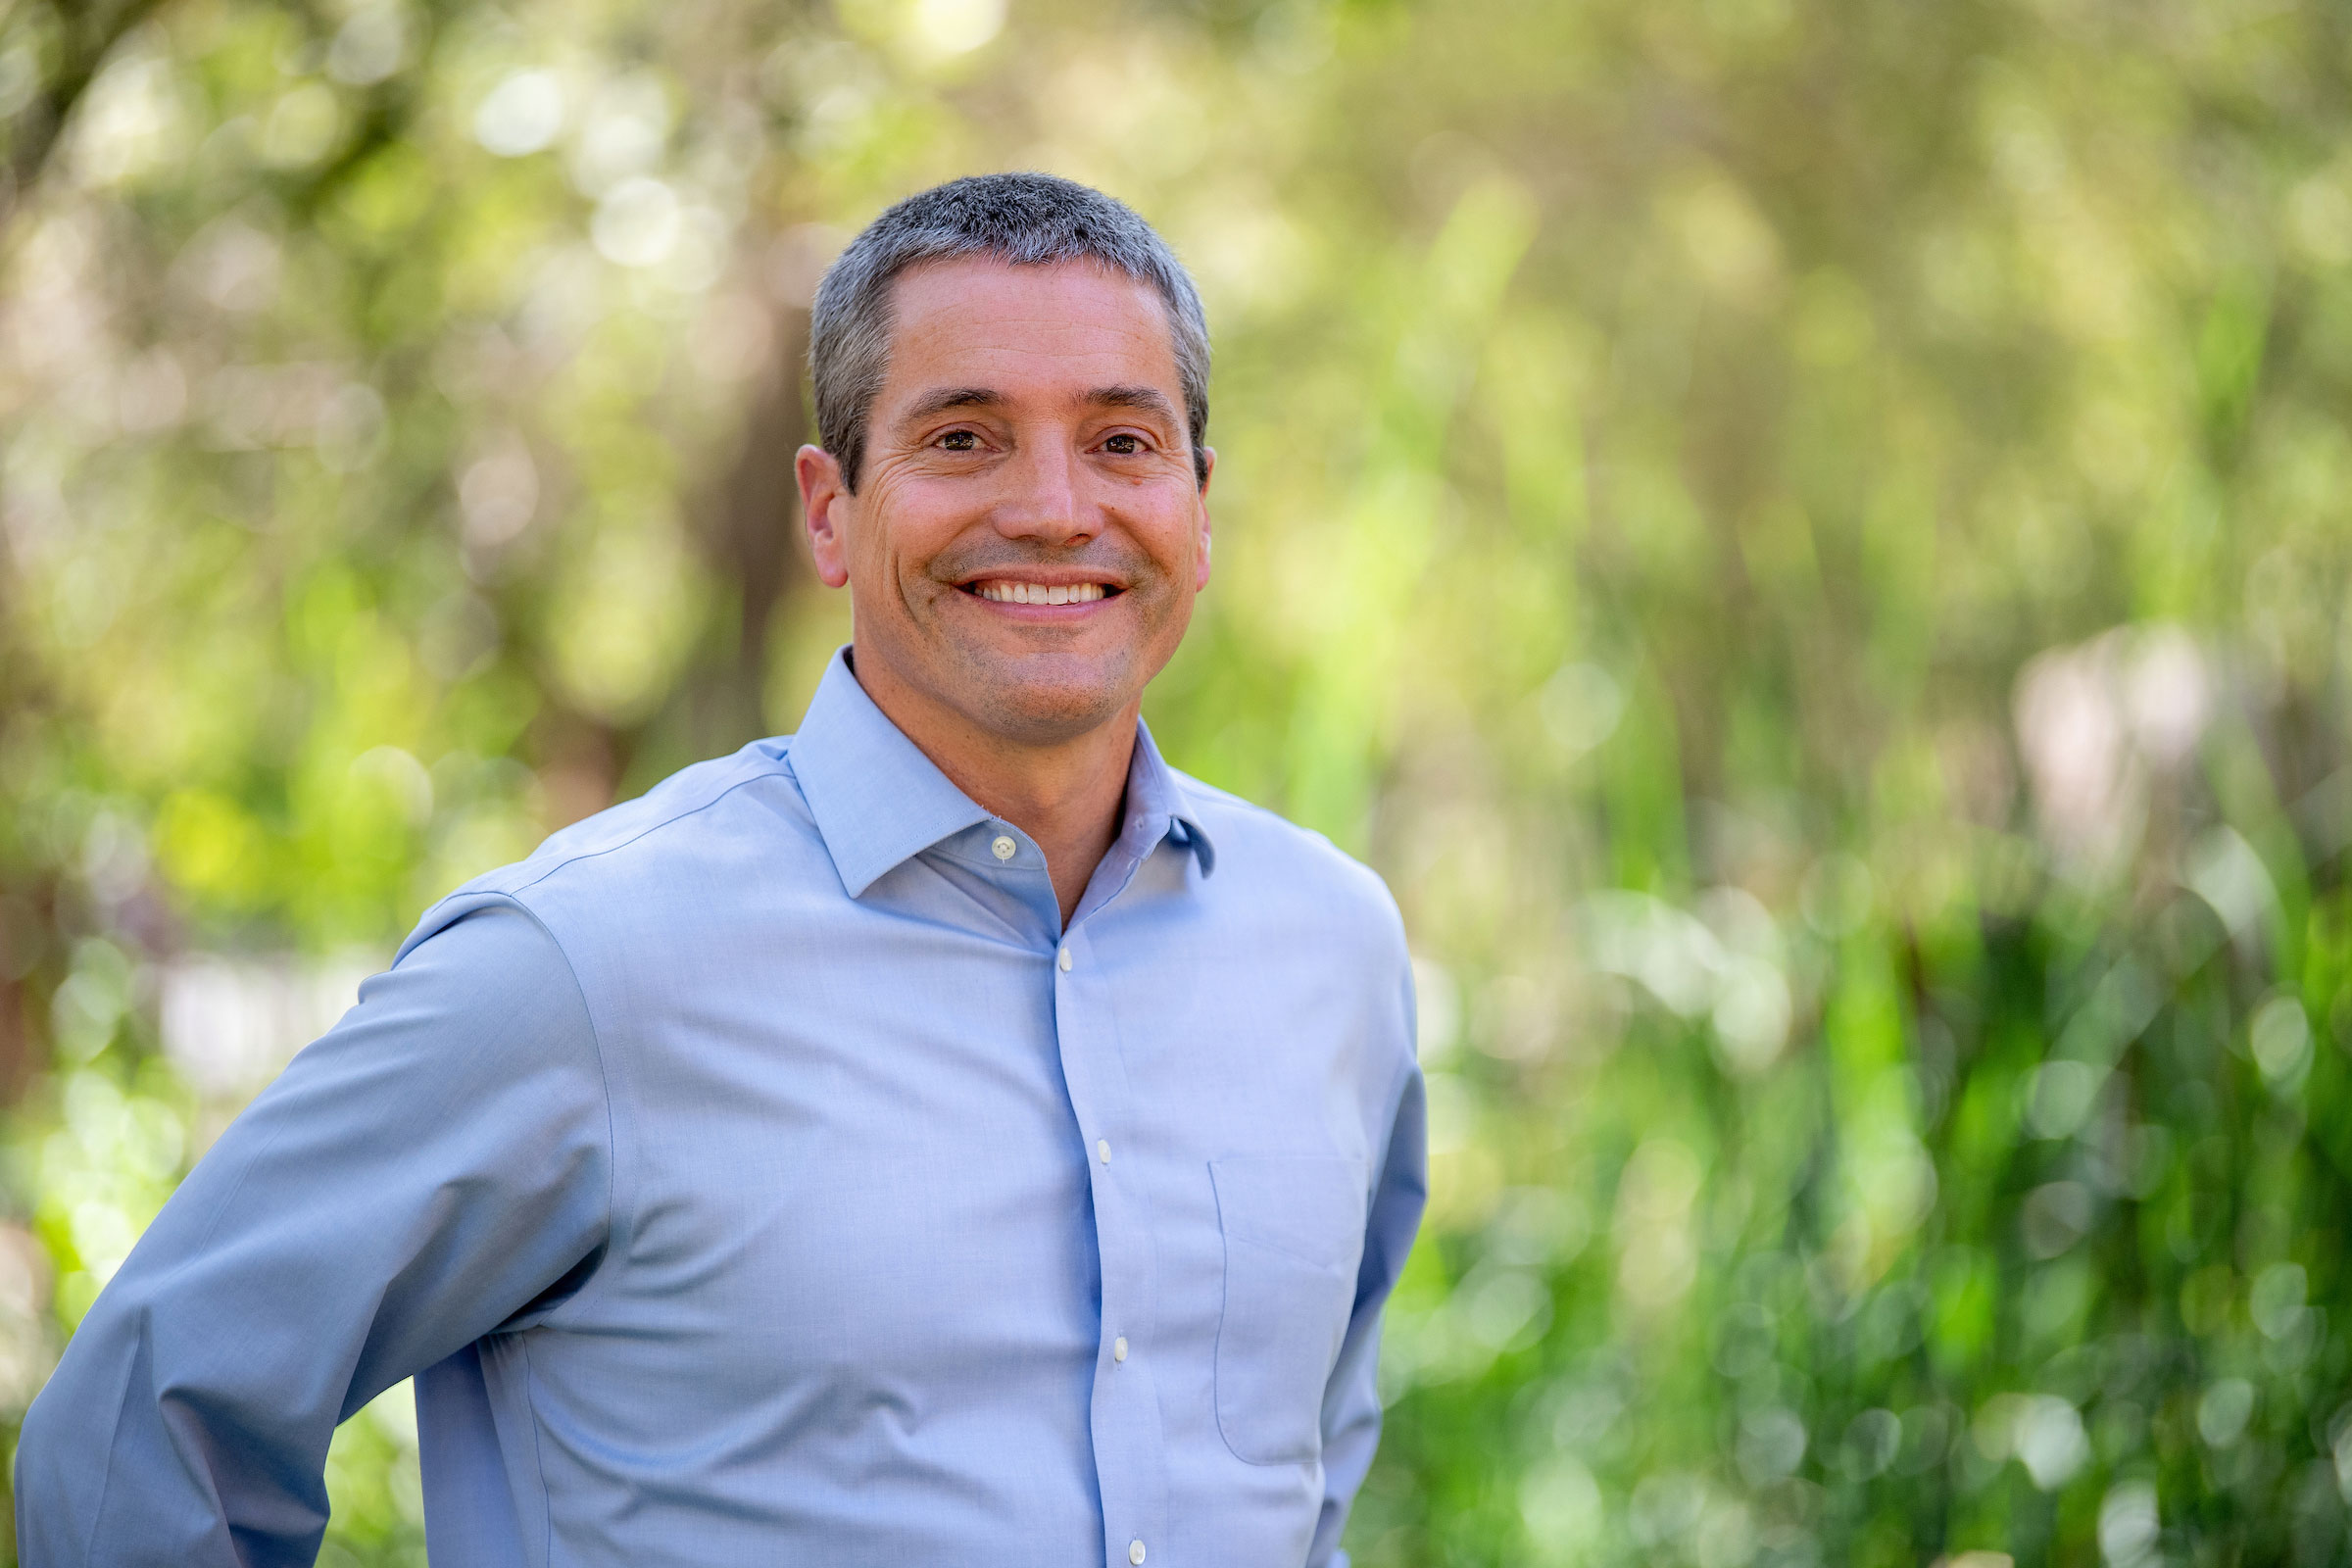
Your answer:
[847,649,1134,926]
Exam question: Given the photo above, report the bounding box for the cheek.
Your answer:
[1132,490,1204,567]
[1167,519,1210,595]
[849,480,949,577]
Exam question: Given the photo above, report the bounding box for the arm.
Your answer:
[16,899,612,1568]
[1308,1051,1429,1568]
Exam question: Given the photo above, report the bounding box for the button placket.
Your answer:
[1051,923,1166,1568]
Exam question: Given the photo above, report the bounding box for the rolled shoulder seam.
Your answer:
[497,760,791,905]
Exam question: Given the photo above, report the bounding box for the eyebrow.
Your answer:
[898,384,1183,425]
[902,386,1004,421]
[1085,384,1182,424]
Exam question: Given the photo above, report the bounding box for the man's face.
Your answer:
[798,258,1212,749]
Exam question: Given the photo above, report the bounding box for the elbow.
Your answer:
[20,1352,81,1477]
[16,1293,152,1549]
[15,1372,85,1558]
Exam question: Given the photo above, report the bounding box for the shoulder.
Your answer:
[401,739,813,955]
[1170,769,1407,958]
[516,739,802,882]
[1170,770,1420,1083]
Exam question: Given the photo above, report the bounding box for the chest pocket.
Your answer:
[1209,1154,1368,1466]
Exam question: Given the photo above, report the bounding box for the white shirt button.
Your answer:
[1096,1139,1110,1165]
[1129,1541,1147,1566]
[990,834,1016,861]
[1113,1336,1128,1363]
[1057,946,1072,972]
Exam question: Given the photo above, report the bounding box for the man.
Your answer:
[20,173,1426,1568]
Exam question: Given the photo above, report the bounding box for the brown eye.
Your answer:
[1103,434,1143,455]
[941,429,978,451]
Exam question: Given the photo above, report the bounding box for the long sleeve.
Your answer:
[1308,1052,1429,1568]
[16,900,612,1568]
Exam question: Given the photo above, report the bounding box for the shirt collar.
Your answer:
[1121,712,1217,879]
[788,647,1215,899]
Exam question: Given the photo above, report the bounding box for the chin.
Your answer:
[956,651,1137,745]
[977,680,1131,746]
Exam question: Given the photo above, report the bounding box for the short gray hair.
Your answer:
[808,173,1210,491]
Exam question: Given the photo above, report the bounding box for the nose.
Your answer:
[993,438,1095,547]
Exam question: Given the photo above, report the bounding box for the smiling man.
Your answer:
[19,174,1426,1568]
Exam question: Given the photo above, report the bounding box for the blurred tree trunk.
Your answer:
[692,298,811,752]
[1,0,172,224]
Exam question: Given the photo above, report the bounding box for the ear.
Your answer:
[1192,447,1215,592]
[796,444,853,590]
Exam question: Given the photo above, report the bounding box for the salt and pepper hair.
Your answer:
[808,172,1211,491]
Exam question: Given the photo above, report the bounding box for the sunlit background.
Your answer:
[4,0,2352,1561]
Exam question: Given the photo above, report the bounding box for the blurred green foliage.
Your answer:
[3,0,2351,1563]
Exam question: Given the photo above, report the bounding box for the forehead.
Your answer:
[879,257,1182,410]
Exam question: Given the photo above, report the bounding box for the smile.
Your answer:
[966,580,1117,606]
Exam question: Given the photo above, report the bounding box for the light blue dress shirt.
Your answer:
[19,650,1427,1568]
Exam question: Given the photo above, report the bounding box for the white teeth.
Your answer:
[976,581,1107,604]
